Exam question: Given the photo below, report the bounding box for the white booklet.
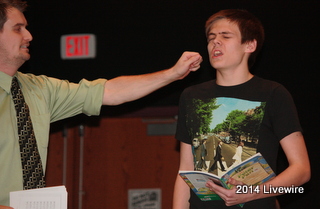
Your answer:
[10,186,67,209]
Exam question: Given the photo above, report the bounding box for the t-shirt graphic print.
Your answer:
[188,97,265,177]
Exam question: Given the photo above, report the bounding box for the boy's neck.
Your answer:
[215,67,253,86]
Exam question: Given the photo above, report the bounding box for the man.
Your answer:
[173,9,310,209]
[196,138,207,171]
[232,140,244,166]
[209,140,225,172]
[0,0,202,207]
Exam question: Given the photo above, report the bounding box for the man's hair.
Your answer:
[0,0,27,30]
[205,9,265,68]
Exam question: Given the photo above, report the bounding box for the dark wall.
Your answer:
[21,0,320,208]
[22,0,320,107]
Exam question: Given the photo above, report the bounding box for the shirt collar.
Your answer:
[0,71,17,94]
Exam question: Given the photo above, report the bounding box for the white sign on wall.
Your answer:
[128,188,161,209]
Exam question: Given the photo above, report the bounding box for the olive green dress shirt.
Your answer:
[0,71,106,206]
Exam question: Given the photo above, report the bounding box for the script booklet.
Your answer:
[10,185,67,209]
[179,152,275,208]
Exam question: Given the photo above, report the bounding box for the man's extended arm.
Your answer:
[102,51,202,105]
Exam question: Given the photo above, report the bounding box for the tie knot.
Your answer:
[11,77,20,95]
[12,77,19,85]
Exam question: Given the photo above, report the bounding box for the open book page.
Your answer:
[179,171,223,201]
[10,186,67,209]
[220,153,276,189]
[179,153,275,207]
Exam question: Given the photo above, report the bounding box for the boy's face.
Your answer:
[207,18,251,71]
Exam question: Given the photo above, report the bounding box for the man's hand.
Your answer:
[169,51,202,80]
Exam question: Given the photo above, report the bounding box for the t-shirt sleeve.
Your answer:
[268,85,302,141]
[175,89,191,144]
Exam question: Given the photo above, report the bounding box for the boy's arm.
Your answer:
[173,142,195,209]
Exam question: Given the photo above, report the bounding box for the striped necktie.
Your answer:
[11,77,46,189]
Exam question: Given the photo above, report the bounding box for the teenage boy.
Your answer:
[173,9,310,209]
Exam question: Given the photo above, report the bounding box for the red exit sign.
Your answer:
[61,34,96,59]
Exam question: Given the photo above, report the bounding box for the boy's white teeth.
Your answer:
[214,51,222,56]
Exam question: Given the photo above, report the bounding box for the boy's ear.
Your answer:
[245,39,257,53]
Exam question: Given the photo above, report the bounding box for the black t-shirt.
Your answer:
[176,76,302,209]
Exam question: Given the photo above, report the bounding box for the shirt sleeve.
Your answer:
[21,74,107,123]
[268,85,302,141]
[48,77,107,122]
[175,89,192,144]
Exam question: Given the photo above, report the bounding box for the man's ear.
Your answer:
[245,39,257,53]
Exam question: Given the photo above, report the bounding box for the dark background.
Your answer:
[20,0,319,208]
